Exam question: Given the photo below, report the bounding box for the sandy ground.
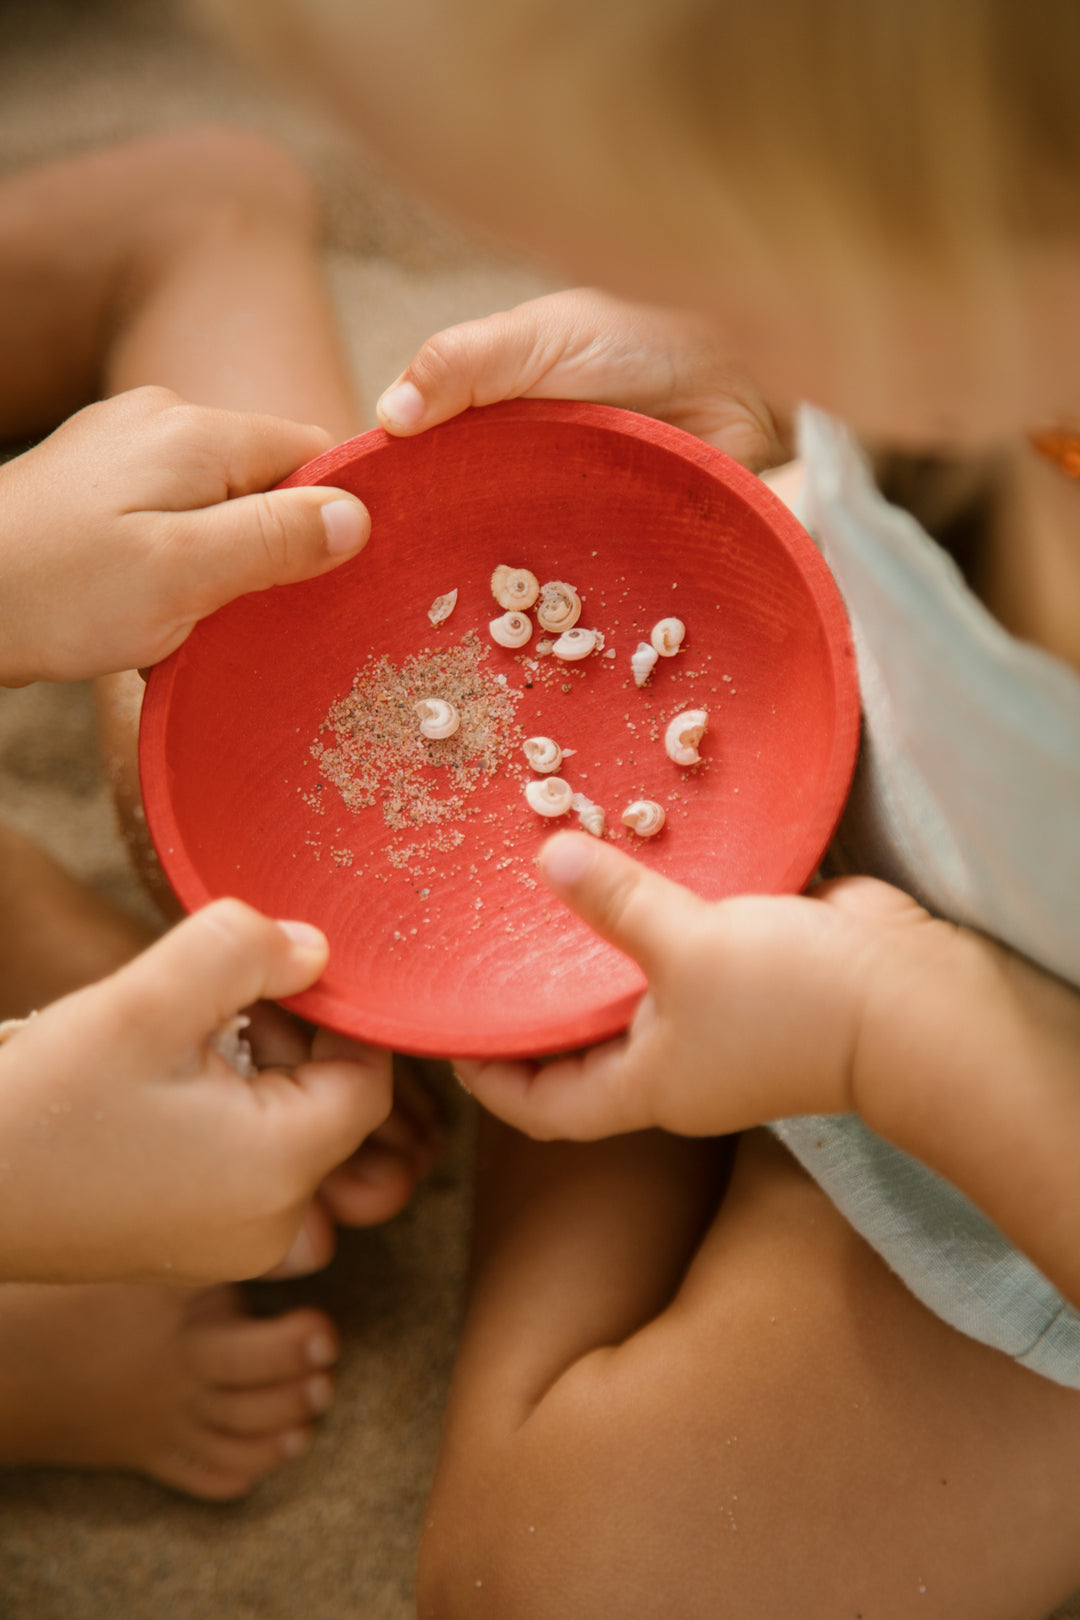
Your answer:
[0,3,1078,1616]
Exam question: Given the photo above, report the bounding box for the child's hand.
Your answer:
[452,832,940,1143]
[456,831,1080,1314]
[0,386,370,685]
[377,288,788,471]
[0,900,391,1285]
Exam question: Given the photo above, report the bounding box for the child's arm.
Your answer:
[0,386,368,686]
[0,899,390,1285]
[377,287,790,472]
[454,832,1080,1314]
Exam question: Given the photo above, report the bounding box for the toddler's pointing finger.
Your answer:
[539,831,702,979]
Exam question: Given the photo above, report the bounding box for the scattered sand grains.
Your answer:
[312,633,525,845]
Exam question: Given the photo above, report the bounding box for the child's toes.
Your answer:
[186,1304,339,1388]
[197,1372,334,1437]
[151,1448,264,1502]
[318,1141,420,1227]
[153,1425,315,1500]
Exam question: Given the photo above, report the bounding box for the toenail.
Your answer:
[306,1332,339,1369]
[281,1427,314,1459]
[306,1374,334,1413]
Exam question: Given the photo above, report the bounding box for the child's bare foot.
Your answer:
[0,823,342,1495]
[0,1281,339,1499]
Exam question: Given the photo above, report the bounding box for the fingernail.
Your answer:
[541,834,595,892]
[451,1062,475,1095]
[281,1427,314,1459]
[321,497,369,556]
[276,919,328,953]
[377,380,425,430]
[305,1374,335,1414]
[306,1332,339,1369]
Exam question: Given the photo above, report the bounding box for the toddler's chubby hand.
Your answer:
[453,832,942,1143]
[377,288,788,471]
[0,899,392,1285]
[0,386,369,685]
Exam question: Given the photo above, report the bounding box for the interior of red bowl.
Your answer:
[139,400,859,1057]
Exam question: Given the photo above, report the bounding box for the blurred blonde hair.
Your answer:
[199,0,1080,267]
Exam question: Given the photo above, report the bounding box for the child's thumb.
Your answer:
[172,486,370,613]
[539,832,700,975]
[375,306,555,435]
[103,900,329,1059]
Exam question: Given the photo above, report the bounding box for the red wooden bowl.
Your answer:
[139,401,859,1057]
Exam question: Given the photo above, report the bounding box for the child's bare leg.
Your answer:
[0,823,344,1498]
[0,821,157,1017]
[418,1121,1080,1620]
[0,125,357,443]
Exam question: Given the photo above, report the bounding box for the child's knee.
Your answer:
[120,125,321,261]
[160,125,318,229]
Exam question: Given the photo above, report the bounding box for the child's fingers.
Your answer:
[101,900,330,1058]
[163,483,370,616]
[106,392,334,504]
[453,1035,654,1140]
[539,832,703,978]
[271,1048,395,1173]
[376,299,576,434]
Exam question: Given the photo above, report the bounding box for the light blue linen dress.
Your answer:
[770,407,1080,1386]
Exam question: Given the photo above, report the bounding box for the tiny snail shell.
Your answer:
[552,627,603,661]
[664,708,708,766]
[209,1013,257,1078]
[427,588,458,627]
[631,641,659,687]
[491,565,540,611]
[621,799,666,837]
[536,580,582,632]
[650,617,686,657]
[414,698,461,740]
[523,736,564,773]
[571,792,606,837]
[489,610,533,648]
[535,638,555,657]
[525,776,573,817]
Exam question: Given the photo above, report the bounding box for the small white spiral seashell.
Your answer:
[536,638,554,657]
[524,776,573,817]
[427,588,458,627]
[631,641,659,687]
[523,736,563,773]
[664,708,708,765]
[491,565,540,611]
[552,627,603,661]
[621,799,666,837]
[536,580,582,632]
[489,610,533,648]
[571,792,606,837]
[414,698,461,739]
[650,617,686,657]
[209,1014,257,1078]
